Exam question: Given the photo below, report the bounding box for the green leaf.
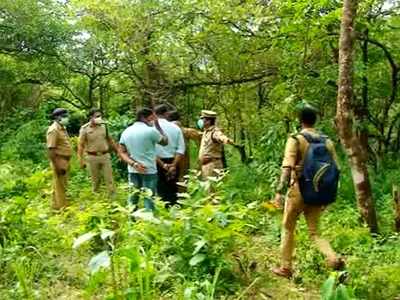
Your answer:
[321,275,336,300]
[183,287,194,299]
[132,210,161,224]
[189,254,206,266]
[192,239,207,255]
[100,229,115,241]
[335,284,351,300]
[72,232,97,249]
[88,251,111,274]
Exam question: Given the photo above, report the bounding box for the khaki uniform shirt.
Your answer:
[199,126,231,159]
[79,122,110,153]
[46,121,73,157]
[282,128,338,176]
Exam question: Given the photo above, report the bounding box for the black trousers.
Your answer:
[157,157,179,206]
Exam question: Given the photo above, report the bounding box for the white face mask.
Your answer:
[59,117,69,126]
[93,117,103,125]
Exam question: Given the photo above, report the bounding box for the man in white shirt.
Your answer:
[119,107,168,210]
[154,104,185,206]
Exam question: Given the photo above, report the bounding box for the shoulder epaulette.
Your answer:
[290,133,300,140]
[47,123,58,132]
[81,122,91,129]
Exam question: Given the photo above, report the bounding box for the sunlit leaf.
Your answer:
[88,251,110,274]
[189,254,206,266]
[100,229,115,241]
[72,232,97,249]
[193,239,207,255]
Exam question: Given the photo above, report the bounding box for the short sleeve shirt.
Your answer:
[46,121,72,157]
[155,118,185,158]
[79,122,109,153]
[119,122,162,174]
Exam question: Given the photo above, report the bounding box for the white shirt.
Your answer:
[155,118,185,158]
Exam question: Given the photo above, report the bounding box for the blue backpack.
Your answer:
[297,132,340,205]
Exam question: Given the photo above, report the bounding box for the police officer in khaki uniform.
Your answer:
[78,108,119,196]
[272,107,344,278]
[198,110,234,179]
[47,108,72,210]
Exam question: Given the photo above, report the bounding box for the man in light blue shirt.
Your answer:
[119,107,168,210]
[154,104,185,205]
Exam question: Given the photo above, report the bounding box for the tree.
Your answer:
[336,0,378,233]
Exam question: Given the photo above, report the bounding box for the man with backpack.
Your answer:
[272,106,344,279]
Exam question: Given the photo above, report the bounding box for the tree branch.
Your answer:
[172,69,276,89]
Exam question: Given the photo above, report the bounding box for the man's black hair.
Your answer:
[168,110,180,122]
[154,104,170,116]
[88,108,101,118]
[299,106,317,126]
[136,107,153,122]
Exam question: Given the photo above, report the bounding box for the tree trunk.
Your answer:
[88,77,95,108]
[392,186,400,232]
[356,29,369,162]
[99,82,105,113]
[335,0,378,233]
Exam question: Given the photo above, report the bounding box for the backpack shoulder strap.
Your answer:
[300,132,326,144]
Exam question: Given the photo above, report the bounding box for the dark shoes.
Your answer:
[271,267,293,279]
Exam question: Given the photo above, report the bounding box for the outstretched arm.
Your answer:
[212,129,234,145]
[183,128,202,142]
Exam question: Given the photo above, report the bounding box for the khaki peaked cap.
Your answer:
[200,110,217,118]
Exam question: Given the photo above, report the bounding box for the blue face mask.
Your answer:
[197,119,204,130]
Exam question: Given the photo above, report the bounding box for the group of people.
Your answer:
[46,105,344,278]
[46,104,235,211]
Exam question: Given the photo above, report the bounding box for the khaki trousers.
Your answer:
[281,183,337,269]
[86,153,115,194]
[201,159,223,179]
[51,160,69,210]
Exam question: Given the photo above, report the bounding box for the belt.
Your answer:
[56,154,71,160]
[87,150,109,156]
